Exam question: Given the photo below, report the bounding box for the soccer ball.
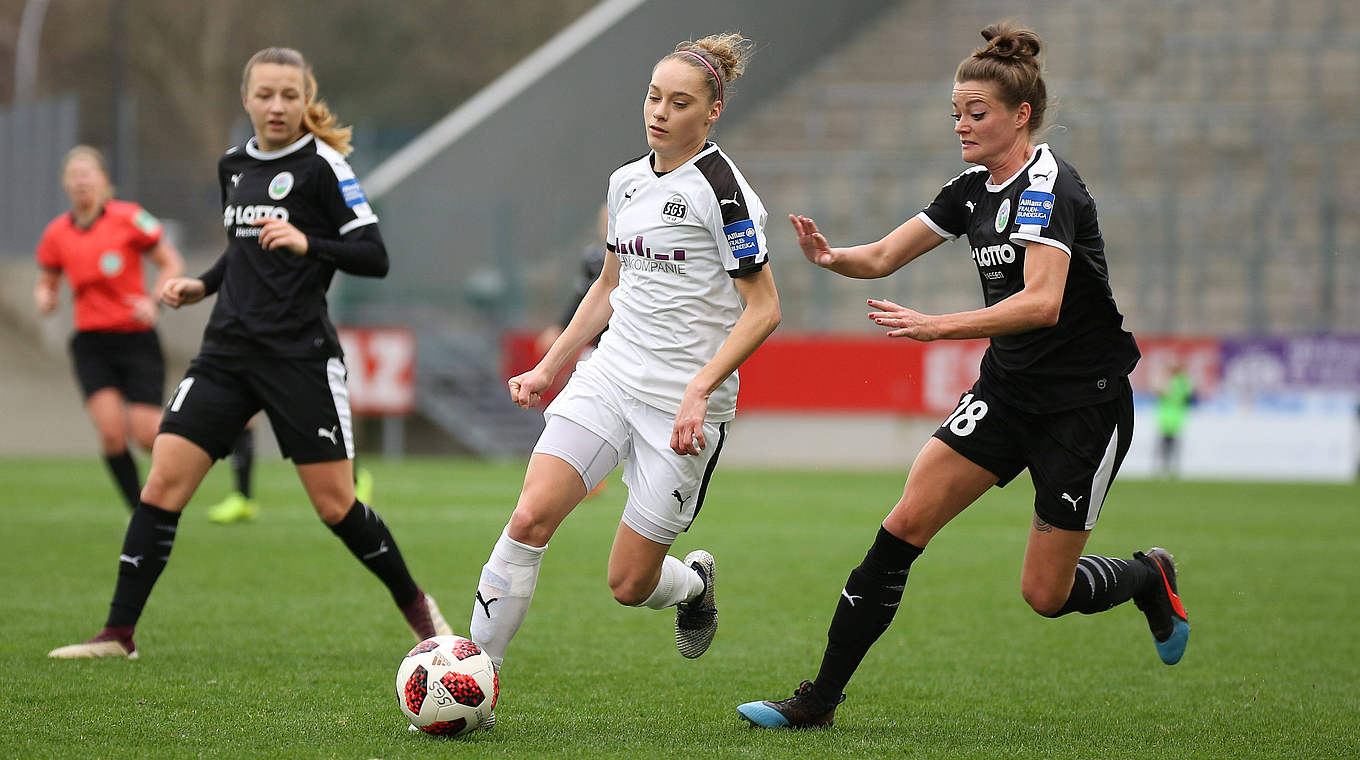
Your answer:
[396,634,498,736]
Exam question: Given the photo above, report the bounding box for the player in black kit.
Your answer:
[737,23,1189,728]
[49,47,450,660]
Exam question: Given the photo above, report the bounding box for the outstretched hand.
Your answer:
[868,298,940,341]
[789,214,835,267]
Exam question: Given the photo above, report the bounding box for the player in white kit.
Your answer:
[469,32,781,678]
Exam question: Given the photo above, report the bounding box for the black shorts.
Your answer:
[931,376,1133,531]
[159,353,354,464]
[69,330,165,404]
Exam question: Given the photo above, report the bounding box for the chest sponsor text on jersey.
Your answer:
[973,242,1017,278]
[614,234,688,275]
[224,204,291,237]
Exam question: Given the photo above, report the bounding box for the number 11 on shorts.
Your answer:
[168,377,195,412]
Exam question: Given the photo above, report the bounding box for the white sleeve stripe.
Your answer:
[314,140,358,182]
[338,216,379,236]
[1026,146,1060,193]
[1011,232,1071,257]
[915,211,956,241]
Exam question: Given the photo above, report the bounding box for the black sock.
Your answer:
[103,451,141,511]
[231,427,255,498]
[327,501,420,608]
[812,527,924,704]
[1051,555,1155,616]
[106,502,181,628]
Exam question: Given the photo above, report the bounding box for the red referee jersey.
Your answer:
[35,199,163,332]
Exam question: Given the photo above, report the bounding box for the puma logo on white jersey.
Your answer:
[1061,492,1084,509]
[719,190,741,207]
[318,426,339,445]
[118,554,143,568]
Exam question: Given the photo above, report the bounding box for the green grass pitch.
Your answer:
[2,456,1356,759]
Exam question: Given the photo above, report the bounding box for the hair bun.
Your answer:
[977,22,1041,62]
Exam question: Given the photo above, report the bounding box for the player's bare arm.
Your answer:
[791,214,945,278]
[34,269,60,314]
[869,241,1068,340]
[509,249,620,409]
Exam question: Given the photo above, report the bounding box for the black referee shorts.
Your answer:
[159,353,354,464]
[931,376,1133,532]
[69,330,165,405]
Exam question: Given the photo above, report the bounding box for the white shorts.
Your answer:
[535,363,728,545]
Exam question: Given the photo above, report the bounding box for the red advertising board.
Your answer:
[337,327,416,415]
[499,332,1259,415]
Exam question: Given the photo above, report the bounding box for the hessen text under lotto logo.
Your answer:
[723,219,760,258]
[1016,190,1055,228]
[339,178,368,208]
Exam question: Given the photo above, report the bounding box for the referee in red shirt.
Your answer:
[34,146,184,511]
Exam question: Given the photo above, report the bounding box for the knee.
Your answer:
[97,432,126,455]
[1022,584,1069,618]
[507,503,555,547]
[140,470,182,511]
[313,496,353,526]
[609,574,652,607]
[133,427,157,451]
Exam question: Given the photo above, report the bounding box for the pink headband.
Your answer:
[676,50,722,103]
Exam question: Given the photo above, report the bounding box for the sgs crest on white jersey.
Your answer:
[587,142,769,422]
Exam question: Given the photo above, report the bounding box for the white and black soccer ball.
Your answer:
[396,634,498,736]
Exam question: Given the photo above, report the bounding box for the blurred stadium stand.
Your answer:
[2,0,1357,465]
[364,0,1359,456]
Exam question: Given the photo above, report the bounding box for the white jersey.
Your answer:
[581,142,769,422]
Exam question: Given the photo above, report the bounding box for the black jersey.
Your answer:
[919,144,1139,413]
[200,133,380,358]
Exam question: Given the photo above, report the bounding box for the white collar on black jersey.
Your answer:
[984,143,1049,193]
[245,132,315,161]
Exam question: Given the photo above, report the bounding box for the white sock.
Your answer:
[638,555,706,610]
[469,526,546,668]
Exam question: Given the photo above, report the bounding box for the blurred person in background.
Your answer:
[534,203,610,357]
[49,47,447,660]
[533,203,610,498]
[1155,359,1196,478]
[205,421,259,523]
[34,146,184,513]
[471,32,780,685]
[738,22,1189,729]
[204,419,373,524]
